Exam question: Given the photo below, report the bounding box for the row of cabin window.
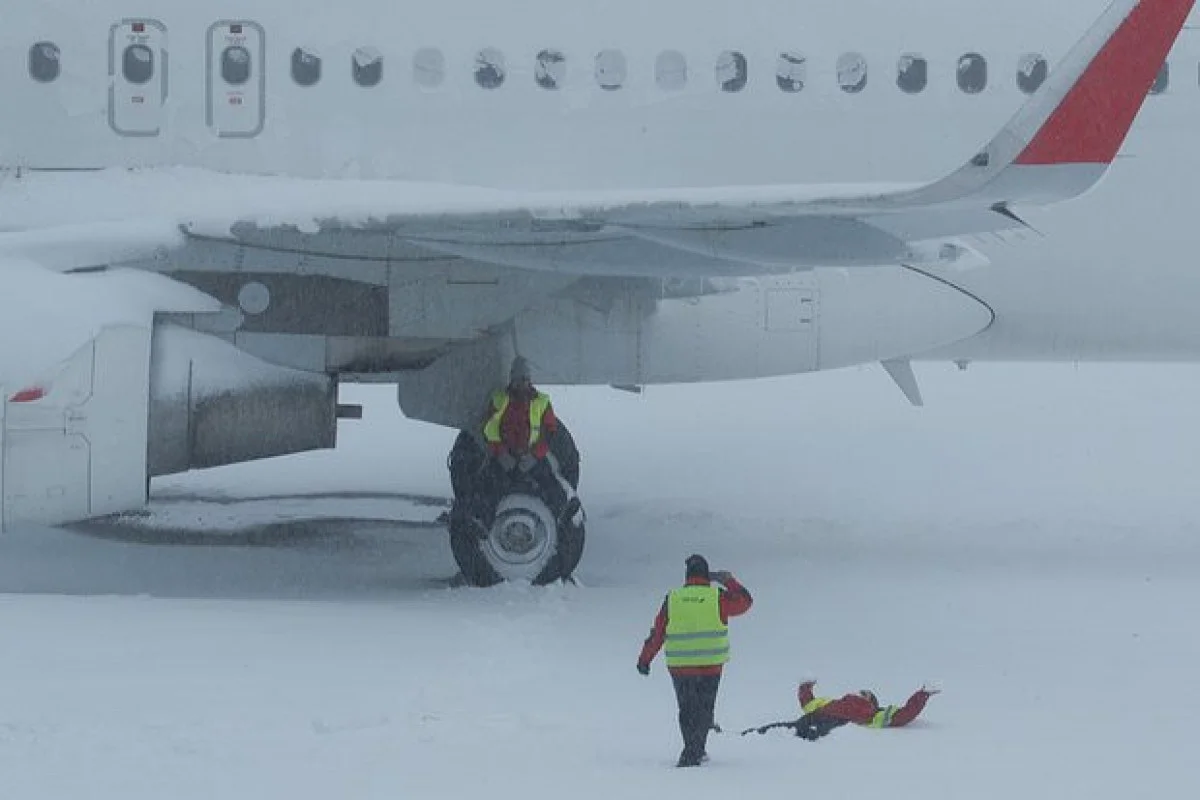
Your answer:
[291,47,1047,95]
[27,41,1174,97]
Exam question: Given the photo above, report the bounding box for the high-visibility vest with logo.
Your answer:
[483,390,551,448]
[665,585,730,668]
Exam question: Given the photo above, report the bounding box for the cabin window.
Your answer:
[221,45,252,86]
[716,50,747,92]
[656,50,688,91]
[353,47,383,87]
[475,48,506,89]
[837,52,868,93]
[1150,61,1169,94]
[29,42,61,83]
[957,53,987,94]
[776,52,805,93]
[292,47,322,86]
[536,49,566,89]
[414,48,445,89]
[1017,54,1048,94]
[897,54,927,94]
[596,49,627,91]
[123,44,154,85]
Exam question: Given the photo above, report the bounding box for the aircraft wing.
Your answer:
[0,0,1190,278]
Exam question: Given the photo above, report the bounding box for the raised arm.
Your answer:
[717,576,752,619]
[885,688,938,728]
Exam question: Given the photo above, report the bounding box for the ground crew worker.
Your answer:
[637,554,753,767]
[481,356,577,521]
[742,680,938,740]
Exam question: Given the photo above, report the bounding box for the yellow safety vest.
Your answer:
[664,585,730,668]
[802,697,832,715]
[868,707,897,728]
[803,696,896,728]
[483,390,551,448]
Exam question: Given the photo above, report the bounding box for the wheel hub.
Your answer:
[496,518,538,555]
[486,506,551,568]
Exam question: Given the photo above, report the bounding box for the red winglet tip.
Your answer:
[1017,0,1195,166]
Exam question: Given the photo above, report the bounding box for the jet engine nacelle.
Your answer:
[1,323,335,531]
[147,325,336,477]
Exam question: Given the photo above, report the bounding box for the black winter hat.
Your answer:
[685,554,710,579]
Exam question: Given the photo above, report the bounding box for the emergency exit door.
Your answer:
[207,21,266,138]
[108,19,168,136]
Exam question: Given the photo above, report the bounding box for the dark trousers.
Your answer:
[671,673,721,762]
[527,459,571,518]
[795,712,851,740]
[468,459,571,523]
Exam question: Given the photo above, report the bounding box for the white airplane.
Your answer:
[0,0,1191,583]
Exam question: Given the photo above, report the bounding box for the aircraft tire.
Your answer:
[449,493,585,586]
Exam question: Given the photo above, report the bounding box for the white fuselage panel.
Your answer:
[3,0,1200,364]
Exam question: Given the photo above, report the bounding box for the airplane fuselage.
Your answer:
[2,0,1199,365]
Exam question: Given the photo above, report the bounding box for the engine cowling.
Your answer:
[147,325,335,476]
[1,323,336,530]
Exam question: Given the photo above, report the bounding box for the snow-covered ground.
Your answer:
[2,364,1199,799]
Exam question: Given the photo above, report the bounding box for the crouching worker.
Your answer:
[741,680,938,740]
[482,356,579,524]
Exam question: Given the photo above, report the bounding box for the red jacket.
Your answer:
[486,388,558,460]
[798,682,932,728]
[639,576,753,676]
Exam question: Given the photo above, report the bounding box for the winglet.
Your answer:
[899,0,1194,210]
[1014,0,1193,166]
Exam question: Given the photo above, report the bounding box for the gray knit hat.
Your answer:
[509,356,532,384]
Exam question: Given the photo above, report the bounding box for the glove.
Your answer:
[710,570,733,585]
[518,453,537,472]
[637,661,650,676]
[497,452,516,471]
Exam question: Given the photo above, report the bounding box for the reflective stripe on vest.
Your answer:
[868,706,896,729]
[802,697,832,715]
[665,585,729,668]
[483,390,550,447]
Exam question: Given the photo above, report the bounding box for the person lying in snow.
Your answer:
[741,680,938,740]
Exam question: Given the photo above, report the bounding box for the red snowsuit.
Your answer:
[798,681,933,728]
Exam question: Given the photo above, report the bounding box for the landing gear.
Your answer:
[447,425,585,586]
[450,492,585,586]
